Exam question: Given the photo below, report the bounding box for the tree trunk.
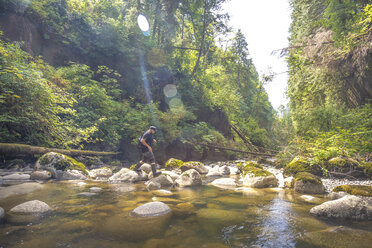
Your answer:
[0,143,119,157]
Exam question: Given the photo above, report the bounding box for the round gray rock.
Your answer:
[310,195,372,220]
[30,170,52,180]
[131,202,171,217]
[10,200,51,214]
[89,187,102,193]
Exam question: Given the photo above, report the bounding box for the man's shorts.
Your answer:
[142,151,155,164]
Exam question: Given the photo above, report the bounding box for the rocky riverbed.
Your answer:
[0,154,371,247]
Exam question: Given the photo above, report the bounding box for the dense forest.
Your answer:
[0,0,371,167]
[0,0,274,162]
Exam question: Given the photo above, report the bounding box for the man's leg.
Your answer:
[148,151,161,177]
[133,158,145,172]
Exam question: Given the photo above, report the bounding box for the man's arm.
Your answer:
[141,138,152,152]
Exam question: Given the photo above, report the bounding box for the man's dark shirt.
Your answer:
[140,130,154,153]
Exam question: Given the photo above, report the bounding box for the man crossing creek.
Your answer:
[133,126,161,177]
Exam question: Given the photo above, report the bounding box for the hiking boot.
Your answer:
[133,162,142,172]
[151,164,161,177]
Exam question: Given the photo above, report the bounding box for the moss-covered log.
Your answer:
[0,143,119,157]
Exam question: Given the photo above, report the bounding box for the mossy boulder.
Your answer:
[238,161,272,177]
[332,185,372,197]
[165,158,184,168]
[294,172,325,194]
[239,161,278,188]
[361,162,372,178]
[284,156,322,176]
[325,157,371,178]
[35,152,88,178]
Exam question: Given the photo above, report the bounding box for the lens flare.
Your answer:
[169,97,183,108]
[163,84,177,98]
[137,14,150,36]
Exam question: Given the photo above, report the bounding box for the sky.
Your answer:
[223,0,292,110]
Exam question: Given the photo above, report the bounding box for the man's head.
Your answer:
[149,126,157,134]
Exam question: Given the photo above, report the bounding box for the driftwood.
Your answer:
[0,143,119,157]
[230,124,259,152]
[193,142,275,157]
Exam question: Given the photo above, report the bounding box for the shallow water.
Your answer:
[0,180,371,248]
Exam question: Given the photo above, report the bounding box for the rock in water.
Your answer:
[140,163,152,174]
[8,200,51,224]
[310,195,372,220]
[88,167,113,179]
[0,183,44,200]
[61,170,87,180]
[2,173,30,180]
[35,152,88,178]
[180,161,208,174]
[108,168,144,183]
[161,171,180,181]
[131,202,171,217]
[243,174,278,188]
[211,178,236,187]
[294,172,325,194]
[89,187,102,193]
[175,169,202,187]
[206,166,222,177]
[30,171,51,180]
[10,200,51,214]
[146,175,174,188]
[146,181,161,191]
[219,165,230,175]
[284,177,294,188]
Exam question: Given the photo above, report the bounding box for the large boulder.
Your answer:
[60,170,87,180]
[161,171,180,181]
[131,202,171,217]
[206,166,222,177]
[180,161,208,174]
[219,165,230,175]
[175,169,202,187]
[294,172,325,194]
[140,163,152,174]
[8,200,51,224]
[327,157,367,177]
[30,170,52,180]
[310,195,372,220]
[243,174,278,188]
[88,167,113,179]
[35,152,88,179]
[108,168,144,183]
[240,161,278,188]
[284,156,322,176]
[146,175,174,188]
[211,178,236,188]
[2,173,30,180]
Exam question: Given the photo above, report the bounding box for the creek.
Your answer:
[0,167,371,247]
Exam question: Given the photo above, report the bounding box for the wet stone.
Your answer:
[131,201,171,217]
[90,187,102,193]
[78,192,97,197]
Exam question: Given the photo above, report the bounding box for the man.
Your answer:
[133,126,161,177]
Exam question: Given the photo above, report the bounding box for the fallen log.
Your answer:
[192,142,275,157]
[0,143,119,157]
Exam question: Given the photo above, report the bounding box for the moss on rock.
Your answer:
[284,156,322,176]
[332,185,372,197]
[165,158,183,168]
[295,172,322,185]
[238,161,272,177]
[37,152,88,175]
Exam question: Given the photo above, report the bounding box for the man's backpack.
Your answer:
[137,135,143,148]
